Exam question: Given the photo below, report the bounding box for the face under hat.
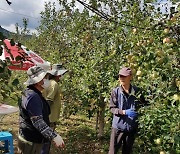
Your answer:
[24,66,47,86]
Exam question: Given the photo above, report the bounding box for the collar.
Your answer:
[119,85,135,95]
[27,85,42,96]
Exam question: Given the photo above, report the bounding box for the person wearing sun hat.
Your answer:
[108,67,147,154]
[18,66,65,154]
[44,64,68,126]
[41,64,68,154]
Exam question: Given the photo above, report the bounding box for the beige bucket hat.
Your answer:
[48,64,68,76]
[24,66,47,86]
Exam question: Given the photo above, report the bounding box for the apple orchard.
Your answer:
[0,1,179,154]
[25,1,179,153]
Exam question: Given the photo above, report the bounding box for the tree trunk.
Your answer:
[95,110,99,131]
[98,98,105,138]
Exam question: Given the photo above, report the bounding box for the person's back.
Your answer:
[18,66,65,154]
[41,64,67,154]
[19,85,50,143]
[43,79,62,123]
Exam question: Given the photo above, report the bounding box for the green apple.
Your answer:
[147,38,154,44]
[137,76,141,80]
[136,70,142,76]
[155,138,161,145]
[170,16,176,22]
[156,50,164,57]
[151,71,158,79]
[132,28,137,34]
[136,42,141,46]
[126,54,133,61]
[163,38,171,44]
[175,79,180,90]
[160,151,166,154]
[172,94,180,101]
[163,28,170,34]
[171,38,177,44]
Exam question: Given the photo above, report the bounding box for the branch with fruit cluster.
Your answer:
[76,0,180,32]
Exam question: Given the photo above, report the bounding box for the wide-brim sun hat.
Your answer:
[48,64,68,76]
[24,66,47,86]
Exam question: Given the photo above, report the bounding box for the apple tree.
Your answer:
[25,0,179,153]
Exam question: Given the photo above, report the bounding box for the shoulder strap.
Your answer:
[114,87,123,109]
[114,87,120,98]
[131,85,139,95]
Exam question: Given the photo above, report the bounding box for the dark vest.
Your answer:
[112,85,140,132]
[19,86,50,143]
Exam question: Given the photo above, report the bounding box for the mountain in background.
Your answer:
[0,26,32,40]
[0,25,14,38]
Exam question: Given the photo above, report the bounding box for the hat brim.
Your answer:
[48,69,68,76]
[118,72,131,76]
[24,72,47,86]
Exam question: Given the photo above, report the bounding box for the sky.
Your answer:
[0,0,60,34]
[0,0,177,34]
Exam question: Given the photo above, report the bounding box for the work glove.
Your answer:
[125,109,137,118]
[53,134,65,148]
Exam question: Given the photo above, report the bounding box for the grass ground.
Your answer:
[0,113,110,154]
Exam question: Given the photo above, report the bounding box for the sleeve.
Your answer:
[46,82,59,102]
[110,88,124,115]
[26,94,43,117]
[30,116,57,140]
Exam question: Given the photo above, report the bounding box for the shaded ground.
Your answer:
[0,113,110,154]
[0,112,19,154]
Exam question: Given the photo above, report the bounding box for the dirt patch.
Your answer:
[0,113,109,154]
[0,112,19,153]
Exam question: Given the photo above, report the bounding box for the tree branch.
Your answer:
[76,0,150,30]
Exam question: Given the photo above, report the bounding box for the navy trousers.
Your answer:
[109,128,136,154]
